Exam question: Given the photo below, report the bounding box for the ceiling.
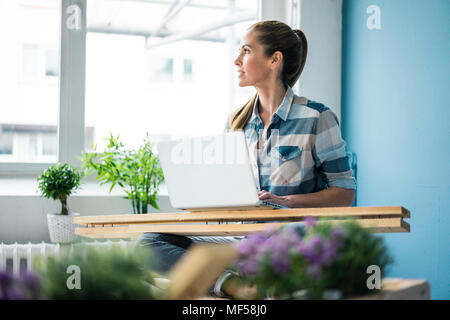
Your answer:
[87,0,258,44]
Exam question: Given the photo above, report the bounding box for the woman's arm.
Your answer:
[258,187,355,208]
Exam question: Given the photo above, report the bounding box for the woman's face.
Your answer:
[234,30,272,87]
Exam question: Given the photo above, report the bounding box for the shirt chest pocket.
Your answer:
[269,146,304,185]
[277,146,302,161]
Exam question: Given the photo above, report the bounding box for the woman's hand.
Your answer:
[266,187,355,208]
[258,187,355,208]
[258,190,291,207]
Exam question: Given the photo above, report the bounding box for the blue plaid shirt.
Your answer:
[228,86,356,196]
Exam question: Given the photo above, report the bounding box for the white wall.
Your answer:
[0,192,181,244]
[259,0,343,119]
[298,0,343,120]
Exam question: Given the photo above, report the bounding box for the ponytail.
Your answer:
[289,29,308,87]
[228,94,257,131]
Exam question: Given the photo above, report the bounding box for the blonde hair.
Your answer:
[228,21,308,131]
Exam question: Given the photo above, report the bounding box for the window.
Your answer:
[85,0,258,151]
[1,0,274,174]
[0,0,60,164]
[0,124,57,162]
[0,130,13,156]
[45,49,59,77]
[22,44,39,77]
[42,132,57,156]
[149,56,174,82]
[183,58,193,82]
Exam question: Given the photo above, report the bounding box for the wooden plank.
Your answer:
[356,218,410,233]
[74,206,410,226]
[165,243,237,300]
[349,278,430,300]
[197,278,430,300]
[401,207,411,218]
[75,218,408,239]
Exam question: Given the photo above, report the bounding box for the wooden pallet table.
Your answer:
[74,206,410,239]
[73,206,420,300]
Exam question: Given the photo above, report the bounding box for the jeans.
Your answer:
[136,233,241,274]
[136,223,307,297]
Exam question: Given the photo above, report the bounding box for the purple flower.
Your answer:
[309,235,325,250]
[331,227,345,242]
[0,270,14,289]
[236,257,259,276]
[20,271,42,300]
[297,232,344,268]
[0,269,42,300]
[303,216,318,228]
[0,270,25,300]
[263,227,303,275]
[263,238,290,274]
[271,247,292,274]
[235,226,304,276]
[0,270,16,300]
[235,233,267,257]
[21,272,40,289]
[234,223,350,291]
[297,235,325,265]
[235,232,270,276]
[320,243,339,265]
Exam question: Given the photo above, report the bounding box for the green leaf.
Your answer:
[37,163,82,215]
[79,133,164,213]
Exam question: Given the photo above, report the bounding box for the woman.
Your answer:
[229,20,355,207]
[137,20,356,295]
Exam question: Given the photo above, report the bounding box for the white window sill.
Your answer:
[0,177,169,197]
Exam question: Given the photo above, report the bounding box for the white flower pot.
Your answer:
[47,212,80,244]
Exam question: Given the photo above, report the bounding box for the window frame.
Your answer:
[0,0,86,175]
[2,0,294,176]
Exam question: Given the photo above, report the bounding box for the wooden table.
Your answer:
[74,206,410,239]
[73,206,419,300]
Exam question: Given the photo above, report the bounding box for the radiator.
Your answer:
[0,242,60,276]
[0,240,134,276]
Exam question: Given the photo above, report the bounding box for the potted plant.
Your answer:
[81,133,164,214]
[37,163,82,243]
[35,245,155,300]
[230,218,393,299]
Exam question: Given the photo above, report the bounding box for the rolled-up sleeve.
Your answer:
[312,109,356,190]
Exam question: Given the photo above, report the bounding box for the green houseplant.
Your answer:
[37,163,82,243]
[81,133,164,214]
[35,244,155,300]
[232,218,393,299]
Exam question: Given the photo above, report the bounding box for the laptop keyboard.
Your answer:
[260,200,289,209]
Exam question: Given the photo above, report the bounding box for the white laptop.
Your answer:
[156,131,287,211]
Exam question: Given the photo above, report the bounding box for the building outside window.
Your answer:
[0,0,60,163]
[85,0,257,151]
[0,0,257,167]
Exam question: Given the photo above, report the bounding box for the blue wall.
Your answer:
[342,0,450,299]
